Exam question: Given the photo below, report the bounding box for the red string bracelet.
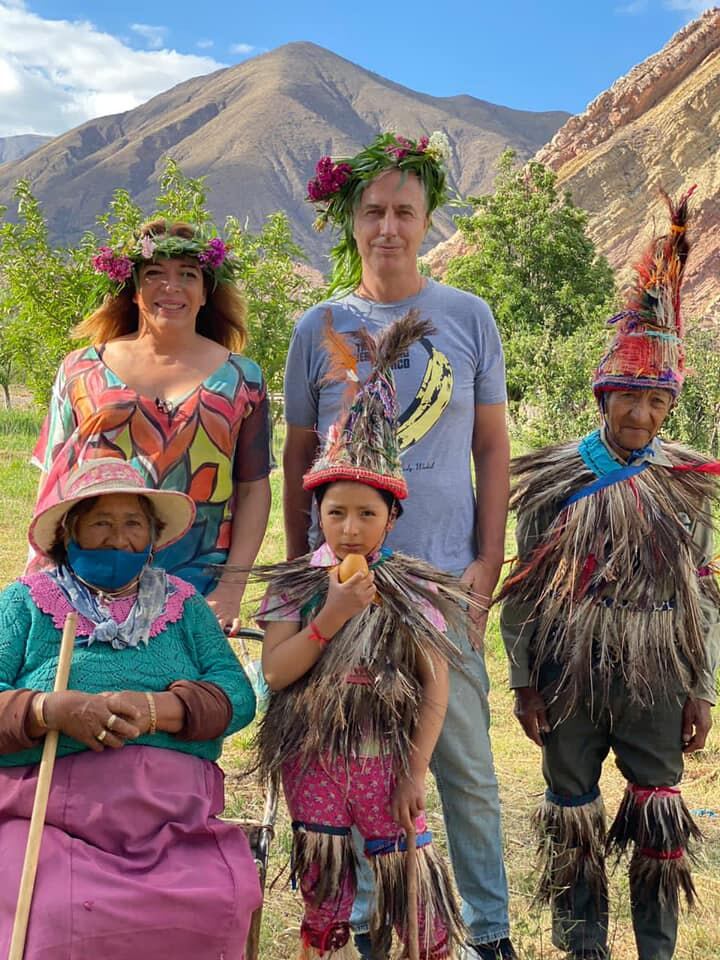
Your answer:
[308,620,330,648]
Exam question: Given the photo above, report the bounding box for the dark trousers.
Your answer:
[542,675,686,960]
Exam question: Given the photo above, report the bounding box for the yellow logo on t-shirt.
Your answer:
[396,338,453,451]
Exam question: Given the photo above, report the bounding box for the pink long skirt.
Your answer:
[0,746,262,959]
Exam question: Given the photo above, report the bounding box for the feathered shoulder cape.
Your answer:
[254,550,469,781]
[499,435,720,709]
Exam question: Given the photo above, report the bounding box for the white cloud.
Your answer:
[663,0,716,12]
[617,0,715,14]
[616,0,648,13]
[0,1,226,136]
[229,43,255,55]
[130,23,168,50]
[196,39,214,49]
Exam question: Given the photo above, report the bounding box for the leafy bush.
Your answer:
[0,159,314,408]
[445,150,616,404]
[671,327,720,457]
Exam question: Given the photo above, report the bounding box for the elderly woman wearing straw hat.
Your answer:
[31,219,272,630]
[0,458,261,958]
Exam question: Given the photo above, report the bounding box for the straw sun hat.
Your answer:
[29,458,195,556]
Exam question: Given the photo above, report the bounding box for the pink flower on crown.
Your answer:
[197,237,227,270]
[386,136,414,161]
[92,246,133,283]
[307,156,353,202]
[140,236,156,259]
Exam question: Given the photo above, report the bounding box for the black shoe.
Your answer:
[354,932,387,960]
[468,938,518,960]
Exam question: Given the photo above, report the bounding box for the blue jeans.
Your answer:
[351,627,510,944]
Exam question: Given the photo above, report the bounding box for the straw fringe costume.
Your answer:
[499,190,720,960]
[255,313,467,959]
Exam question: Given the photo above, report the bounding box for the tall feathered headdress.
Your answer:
[303,309,434,499]
[593,186,696,398]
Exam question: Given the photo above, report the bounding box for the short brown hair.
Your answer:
[75,219,248,351]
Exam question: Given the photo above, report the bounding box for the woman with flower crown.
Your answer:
[30,219,272,631]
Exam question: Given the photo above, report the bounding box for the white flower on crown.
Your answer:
[425,131,451,165]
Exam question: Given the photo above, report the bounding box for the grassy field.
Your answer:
[1,407,719,959]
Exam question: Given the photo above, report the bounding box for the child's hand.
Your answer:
[323,566,376,626]
[390,773,426,830]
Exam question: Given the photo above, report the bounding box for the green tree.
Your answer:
[0,183,98,402]
[225,212,314,416]
[0,308,15,408]
[445,150,616,409]
[672,327,720,458]
[0,160,314,407]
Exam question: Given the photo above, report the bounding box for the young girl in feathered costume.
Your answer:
[254,311,468,959]
[499,188,720,960]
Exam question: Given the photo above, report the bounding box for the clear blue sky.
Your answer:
[1,0,714,136]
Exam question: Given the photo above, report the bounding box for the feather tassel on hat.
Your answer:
[593,186,696,397]
[304,309,434,500]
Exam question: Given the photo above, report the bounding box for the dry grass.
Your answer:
[1,408,718,959]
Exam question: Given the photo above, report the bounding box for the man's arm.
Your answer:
[283,425,320,559]
[691,513,720,705]
[681,511,719,753]
[500,499,555,747]
[461,402,510,646]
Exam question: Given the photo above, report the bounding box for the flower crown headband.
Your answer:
[306,131,452,296]
[91,226,241,295]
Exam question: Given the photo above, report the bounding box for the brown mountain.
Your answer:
[426,9,720,323]
[0,42,567,270]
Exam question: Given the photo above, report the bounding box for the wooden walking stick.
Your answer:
[405,819,420,960]
[9,612,77,960]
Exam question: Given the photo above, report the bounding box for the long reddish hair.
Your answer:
[74,219,248,351]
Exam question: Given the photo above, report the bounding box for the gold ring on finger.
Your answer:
[106,713,118,731]
[96,728,108,743]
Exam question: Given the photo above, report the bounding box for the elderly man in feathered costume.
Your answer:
[499,188,720,960]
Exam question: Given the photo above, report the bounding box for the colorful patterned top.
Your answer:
[32,346,272,593]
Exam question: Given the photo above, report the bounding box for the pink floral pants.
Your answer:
[282,753,449,957]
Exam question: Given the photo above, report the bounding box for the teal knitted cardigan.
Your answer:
[0,576,256,767]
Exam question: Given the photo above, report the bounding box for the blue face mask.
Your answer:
[67,540,151,591]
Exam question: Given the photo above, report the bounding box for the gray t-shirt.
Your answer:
[284,279,507,575]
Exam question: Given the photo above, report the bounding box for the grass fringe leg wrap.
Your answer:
[291,822,357,909]
[368,839,466,958]
[533,789,608,909]
[606,784,702,908]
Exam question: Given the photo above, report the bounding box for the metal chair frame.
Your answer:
[227,627,277,960]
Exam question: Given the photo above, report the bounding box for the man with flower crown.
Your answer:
[499,189,720,960]
[283,131,514,960]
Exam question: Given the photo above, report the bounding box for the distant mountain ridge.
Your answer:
[0,42,568,269]
[426,9,720,323]
[0,135,52,166]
